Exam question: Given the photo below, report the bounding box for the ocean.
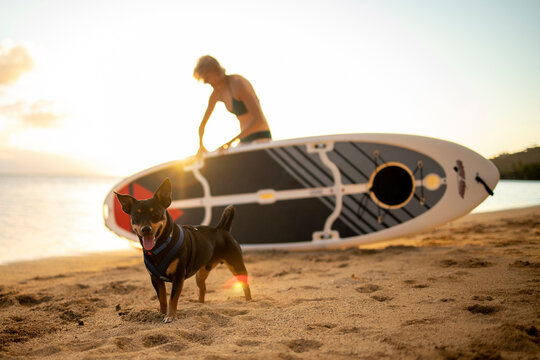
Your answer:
[0,175,539,265]
[472,180,540,214]
[0,175,130,265]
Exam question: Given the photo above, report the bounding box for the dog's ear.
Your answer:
[114,192,136,214]
[154,178,172,208]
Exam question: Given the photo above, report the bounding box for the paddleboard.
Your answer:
[103,134,499,251]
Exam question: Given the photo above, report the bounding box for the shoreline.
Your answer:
[1,205,539,359]
[3,204,538,268]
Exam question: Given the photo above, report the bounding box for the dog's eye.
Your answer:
[152,212,163,221]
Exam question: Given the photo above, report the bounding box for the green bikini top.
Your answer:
[228,79,248,116]
[231,98,248,116]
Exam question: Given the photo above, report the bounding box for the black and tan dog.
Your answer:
[115,178,251,323]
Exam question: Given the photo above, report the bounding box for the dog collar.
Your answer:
[143,224,184,282]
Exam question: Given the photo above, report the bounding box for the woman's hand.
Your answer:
[218,138,238,153]
[196,145,208,158]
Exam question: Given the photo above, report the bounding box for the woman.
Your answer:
[193,55,271,156]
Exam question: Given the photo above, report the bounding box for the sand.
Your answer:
[1,206,539,359]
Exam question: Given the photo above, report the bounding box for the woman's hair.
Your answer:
[193,55,226,81]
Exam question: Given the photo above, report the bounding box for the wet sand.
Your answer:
[1,206,539,359]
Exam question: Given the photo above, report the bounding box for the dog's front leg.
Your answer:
[150,275,167,314]
[164,271,185,323]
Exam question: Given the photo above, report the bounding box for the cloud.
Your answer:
[0,43,35,85]
[0,100,63,127]
[20,100,63,127]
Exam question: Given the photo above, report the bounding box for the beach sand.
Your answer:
[1,206,539,359]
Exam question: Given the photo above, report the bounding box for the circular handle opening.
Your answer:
[369,162,415,209]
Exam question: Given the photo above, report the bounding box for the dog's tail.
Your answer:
[216,205,235,232]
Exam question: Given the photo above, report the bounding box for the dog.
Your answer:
[114,178,251,323]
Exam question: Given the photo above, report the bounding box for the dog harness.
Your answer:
[143,224,184,282]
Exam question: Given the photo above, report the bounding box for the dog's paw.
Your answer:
[163,316,174,323]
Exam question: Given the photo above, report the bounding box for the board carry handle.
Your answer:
[307,141,343,241]
[189,162,212,226]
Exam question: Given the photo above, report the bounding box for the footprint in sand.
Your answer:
[235,339,261,347]
[509,260,540,269]
[186,308,250,328]
[59,309,83,322]
[0,292,15,307]
[439,258,493,268]
[273,268,303,277]
[440,298,456,302]
[114,336,137,351]
[439,259,458,267]
[467,304,500,314]
[404,280,429,288]
[462,258,493,268]
[142,333,170,348]
[283,339,323,353]
[355,284,380,293]
[16,293,52,306]
[306,323,337,331]
[44,297,106,324]
[162,342,188,352]
[198,311,232,327]
[337,326,362,334]
[180,330,214,345]
[119,309,163,323]
[402,318,440,326]
[371,294,393,302]
[219,308,249,317]
[30,274,68,281]
[0,313,60,349]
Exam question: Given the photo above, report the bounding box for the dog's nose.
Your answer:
[141,226,152,235]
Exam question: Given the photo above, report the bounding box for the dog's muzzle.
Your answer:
[141,226,156,251]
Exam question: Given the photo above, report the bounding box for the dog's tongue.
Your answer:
[142,235,155,251]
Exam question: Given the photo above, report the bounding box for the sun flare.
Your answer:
[224,275,250,294]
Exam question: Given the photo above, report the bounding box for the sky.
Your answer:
[0,0,539,176]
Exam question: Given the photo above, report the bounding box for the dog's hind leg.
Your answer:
[196,261,219,303]
[223,250,252,301]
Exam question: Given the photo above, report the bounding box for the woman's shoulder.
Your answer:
[228,74,251,85]
[228,73,246,79]
[228,74,254,93]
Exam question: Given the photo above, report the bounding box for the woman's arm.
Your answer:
[197,92,218,155]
